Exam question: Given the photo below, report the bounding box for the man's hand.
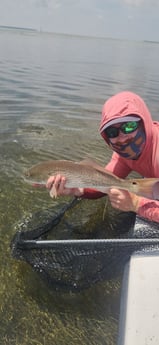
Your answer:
[46,174,83,198]
[108,188,140,213]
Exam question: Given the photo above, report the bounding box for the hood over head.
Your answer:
[101,115,141,132]
[100,91,153,146]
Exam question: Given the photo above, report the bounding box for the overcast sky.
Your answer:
[0,0,159,41]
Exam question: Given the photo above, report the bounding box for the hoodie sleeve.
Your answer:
[137,198,159,223]
[105,152,132,178]
[81,188,106,199]
[82,153,131,199]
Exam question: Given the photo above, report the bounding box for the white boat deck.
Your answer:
[118,252,159,345]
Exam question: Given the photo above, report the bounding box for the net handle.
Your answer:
[16,238,159,249]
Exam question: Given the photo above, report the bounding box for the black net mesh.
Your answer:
[11,197,159,292]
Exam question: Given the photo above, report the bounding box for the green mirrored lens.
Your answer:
[121,121,138,134]
[104,120,140,139]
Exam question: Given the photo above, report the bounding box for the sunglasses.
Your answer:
[104,121,140,139]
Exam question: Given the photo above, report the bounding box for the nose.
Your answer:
[112,130,127,143]
[118,131,127,141]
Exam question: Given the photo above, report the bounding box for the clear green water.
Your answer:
[1,29,159,344]
[0,172,121,345]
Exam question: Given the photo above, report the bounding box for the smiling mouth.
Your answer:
[112,139,133,149]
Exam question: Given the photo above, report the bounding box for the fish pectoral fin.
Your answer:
[134,178,159,199]
[153,181,159,200]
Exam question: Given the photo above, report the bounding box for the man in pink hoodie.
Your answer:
[47,91,159,223]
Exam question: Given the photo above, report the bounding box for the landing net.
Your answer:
[11,197,159,292]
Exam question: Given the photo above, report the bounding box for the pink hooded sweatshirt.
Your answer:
[83,91,159,223]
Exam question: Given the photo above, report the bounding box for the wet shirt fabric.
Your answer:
[83,91,159,223]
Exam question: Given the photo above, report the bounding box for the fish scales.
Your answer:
[25,160,130,191]
[25,159,159,200]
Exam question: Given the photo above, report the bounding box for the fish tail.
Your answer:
[131,178,159,200]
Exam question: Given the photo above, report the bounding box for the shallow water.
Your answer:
[1,29,159,344]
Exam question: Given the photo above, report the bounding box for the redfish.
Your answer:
[24,159,159,200]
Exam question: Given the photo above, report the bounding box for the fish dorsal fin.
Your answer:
[79,158,104,169]
[79,158,120,179]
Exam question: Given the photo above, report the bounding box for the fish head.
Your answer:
[24,163,51,185]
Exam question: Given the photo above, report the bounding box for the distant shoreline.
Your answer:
[0,26,159,44]
[0,25,37,32]
[144,40,159,44]
[0,26,130,42]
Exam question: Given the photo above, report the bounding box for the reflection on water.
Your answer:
[1,29,159,344]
